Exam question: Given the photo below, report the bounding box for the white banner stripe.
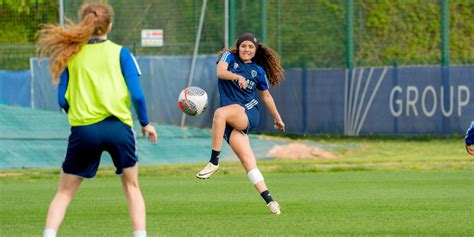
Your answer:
[353,67,374,136]
[344,69,348,134]
[355,67,388,135]
[350,68,364,135]
[347,68,357,135]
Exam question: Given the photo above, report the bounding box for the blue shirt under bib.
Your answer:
[217,51,269,110]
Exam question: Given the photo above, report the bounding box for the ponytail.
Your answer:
[36,3,113,84]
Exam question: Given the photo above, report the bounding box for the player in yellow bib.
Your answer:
[65,40,134,127]
[37,3,156,237]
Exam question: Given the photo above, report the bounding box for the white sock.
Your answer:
[43,229,57,237]
[133,230,147,237]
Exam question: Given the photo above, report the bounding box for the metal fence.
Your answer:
[0,0,473,70]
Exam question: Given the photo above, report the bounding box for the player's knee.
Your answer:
[122,180,139,192]
[247,168,264,185]
[57,184,80,198]
[57,188,77,200]
[213,108,227,121]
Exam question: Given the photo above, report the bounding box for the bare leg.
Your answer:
[228,130,281,214]
[45,171,83,231]
[197,104,251,179]
[121,165,146,232]
[228,130,268,193]
[211,104,248,151]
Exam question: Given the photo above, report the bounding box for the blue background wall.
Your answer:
[0,70,31,107]
[2,57,472,135]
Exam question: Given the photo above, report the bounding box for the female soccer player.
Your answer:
[196,33,285,215]
[37,3,157,237]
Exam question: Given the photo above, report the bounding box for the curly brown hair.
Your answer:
[36,3,113,84]
[217,39,285,87]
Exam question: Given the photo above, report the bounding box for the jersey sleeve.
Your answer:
[218,51,234,64]
[57,68,69,112]
[256,66,269,91]
[120,47,150,126]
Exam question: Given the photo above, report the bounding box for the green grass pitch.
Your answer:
[1,169,473,236]
[1,136,473,236]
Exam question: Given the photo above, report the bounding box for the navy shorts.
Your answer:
[223,105,260,143]
[62,116,138,178]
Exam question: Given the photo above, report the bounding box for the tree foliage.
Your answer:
[356,0,473,66]
[0,0,472,70]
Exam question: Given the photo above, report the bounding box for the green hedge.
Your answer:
[356,0,474,66]
[0,0,58,70]
[0,0,472,70]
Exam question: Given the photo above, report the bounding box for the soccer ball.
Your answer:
[178,86,208,116]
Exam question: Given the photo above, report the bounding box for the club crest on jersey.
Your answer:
[233,63,239,69]
[251,70,257,78]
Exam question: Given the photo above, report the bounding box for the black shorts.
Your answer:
[223,105,260,143]
[62,117,138,178]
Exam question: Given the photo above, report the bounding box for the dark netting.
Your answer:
[1,0,472,70]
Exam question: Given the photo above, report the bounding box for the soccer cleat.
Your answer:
[267,201,281,215]
[196,162,219,179]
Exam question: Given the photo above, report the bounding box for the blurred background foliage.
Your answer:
[0,0,472,70]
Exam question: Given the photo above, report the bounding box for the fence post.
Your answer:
[276,0,281,55]
[195,0,199,32]
[59,0,64,26]
[260,0,267,43]
[345,0,354,70]
[224,0,229,48]
[228,0,235,46]
[344,0,354,136]
[441,0,449,67]
[441,0,450,135]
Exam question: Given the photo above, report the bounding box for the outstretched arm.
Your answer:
[258,90,285,132]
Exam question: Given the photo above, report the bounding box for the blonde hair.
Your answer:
[217,41,285,87]
[36,2,114,84]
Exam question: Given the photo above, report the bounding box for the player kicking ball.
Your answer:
[196,33,285,215]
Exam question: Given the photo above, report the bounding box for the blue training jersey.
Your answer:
[218,51,269,110]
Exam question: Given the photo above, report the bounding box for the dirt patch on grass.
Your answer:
[266,142,338,160]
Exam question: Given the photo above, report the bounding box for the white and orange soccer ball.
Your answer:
[178,86,208,116]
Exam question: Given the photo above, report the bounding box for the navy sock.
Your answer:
[209,150,220,165]
[260,190,275,204]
